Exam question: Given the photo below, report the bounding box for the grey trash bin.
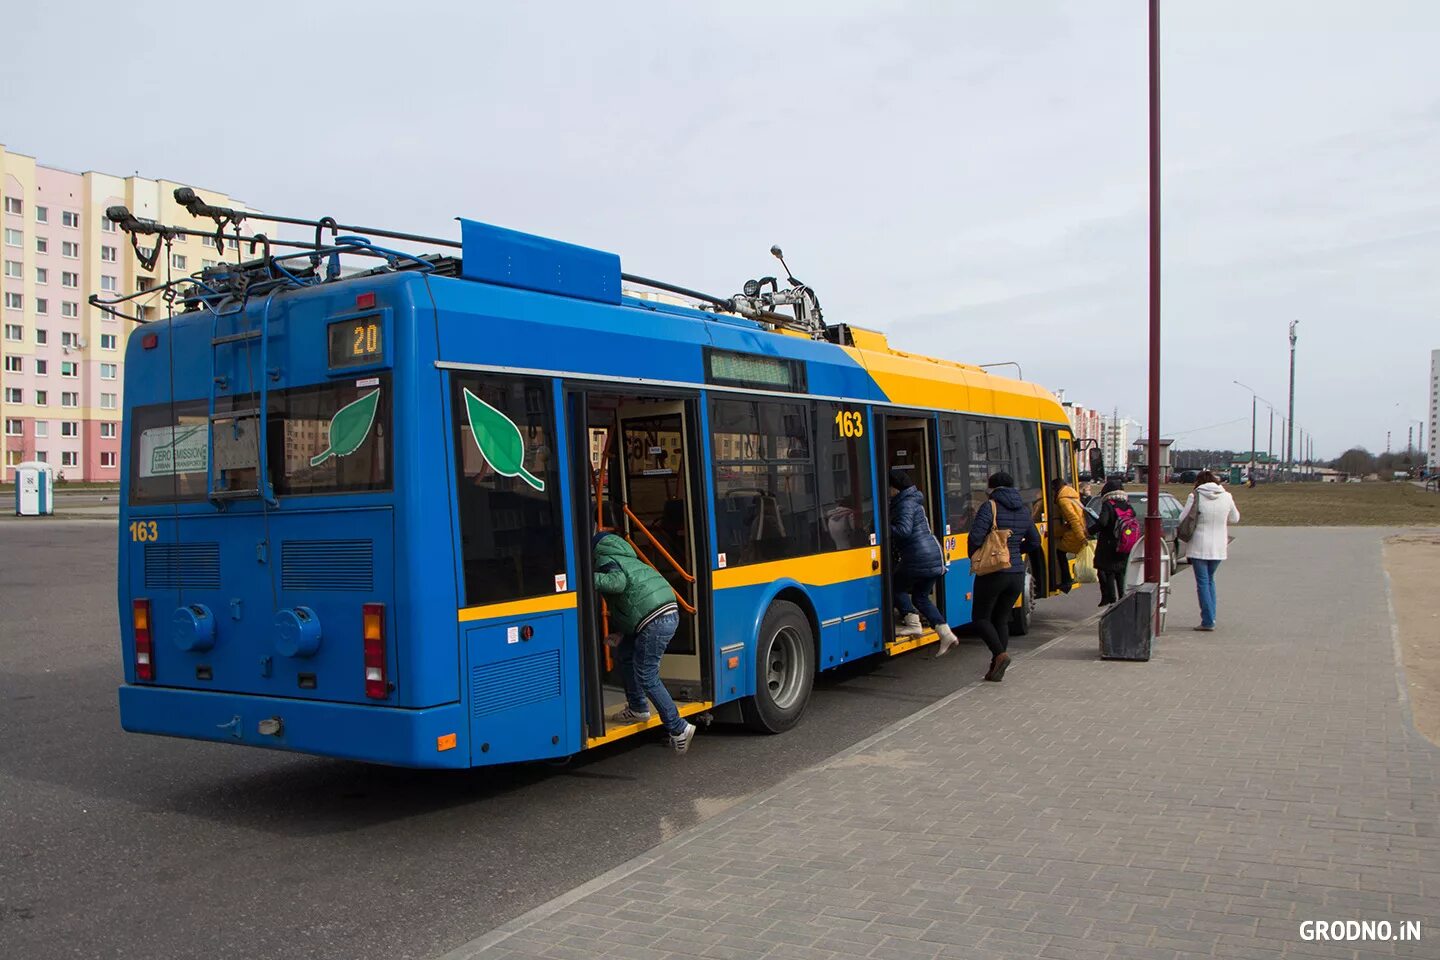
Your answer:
[1099,583,1157,661]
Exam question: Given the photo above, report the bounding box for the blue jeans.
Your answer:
[893,573,944,627]
[1192,559,1221,627]
[616,610,685,735]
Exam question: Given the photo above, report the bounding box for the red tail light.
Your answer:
[363,603,387,699]
[133,599,154,681]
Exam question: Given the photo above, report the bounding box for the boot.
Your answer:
[933,623,959,657]
[895,612,924,637]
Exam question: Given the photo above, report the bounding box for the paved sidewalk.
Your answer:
[441,528,1440,960]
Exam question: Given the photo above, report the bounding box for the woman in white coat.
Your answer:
[1178,471,1240,631]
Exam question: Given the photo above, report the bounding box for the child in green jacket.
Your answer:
[593,532,695,753]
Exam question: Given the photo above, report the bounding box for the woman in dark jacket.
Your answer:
[967,472,1046,681]
[1086,479,1135,606]
[888,469,958,652]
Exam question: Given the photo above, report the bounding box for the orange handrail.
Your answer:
[626,536,697,615]
[623,503,695,583]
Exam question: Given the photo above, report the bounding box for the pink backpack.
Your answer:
[1113,503,1142,554]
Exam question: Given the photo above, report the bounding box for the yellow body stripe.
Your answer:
[458,592,578,623]
[586,700,713,749]
[713,546,877,591]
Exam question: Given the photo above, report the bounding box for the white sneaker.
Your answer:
[896,612,924,637]
[668,722,696,754]
[612,706,652,725]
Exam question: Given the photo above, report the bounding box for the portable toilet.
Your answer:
[14,461,55,516]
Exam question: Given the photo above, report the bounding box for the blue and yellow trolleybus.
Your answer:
[106,193,1087,768]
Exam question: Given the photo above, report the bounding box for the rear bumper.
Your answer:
[118,684,468,768]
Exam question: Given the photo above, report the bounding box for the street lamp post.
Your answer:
[1144,0,1163,586]
[1286,321,1299,481]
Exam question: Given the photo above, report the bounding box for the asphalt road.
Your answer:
[0,521,1097,960]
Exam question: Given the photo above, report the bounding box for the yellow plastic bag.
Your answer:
[1075,540,1098,584]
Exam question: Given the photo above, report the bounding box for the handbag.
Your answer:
[1177,499,1198,543]
[969,500,1012,576]
[1074,540,1098,584]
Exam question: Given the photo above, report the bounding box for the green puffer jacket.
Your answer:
[592,533,677,635]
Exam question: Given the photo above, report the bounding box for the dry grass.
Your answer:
[1156,481,1440,526]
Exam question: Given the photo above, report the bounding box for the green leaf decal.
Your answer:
[463,388,545,491]
[309,389,381,467]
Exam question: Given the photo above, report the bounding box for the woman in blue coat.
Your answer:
[888,469,959,653]
[967,472,1046,681]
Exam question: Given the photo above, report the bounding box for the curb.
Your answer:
[432,608,1107,960]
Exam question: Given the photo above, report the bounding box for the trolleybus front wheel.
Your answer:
[740,600,815,734]
[1010,566,1035,637]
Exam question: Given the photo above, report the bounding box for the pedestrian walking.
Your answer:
[1177,470,1240,631]
[966,472,1047,681]
[1087,479,1139,606]
[887,469,960,654]
[1051,476,1088,593]
[592,531,696,753]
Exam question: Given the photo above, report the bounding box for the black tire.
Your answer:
[1009,568,1034,637]
[740,600,815,733]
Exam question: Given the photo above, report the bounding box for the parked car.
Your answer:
[1084,490,1188,567]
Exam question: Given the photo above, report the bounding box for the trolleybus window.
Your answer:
[1009,421,1043,516]
[269,377,391,495]
[129,399,210,503]
[452,373,565,606]
[710,397,817,566]
[816,401,873,550]
[939,413,972,531]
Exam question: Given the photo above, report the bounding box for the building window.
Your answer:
[62,211,79,228]
[35,390,47,406]
[136,277,153,293]
[61,391,78,407]
[4,356,21,373]
[61,421,79,437]
[61,301,78,318]
[171,253,187,270]
[35,206,48,224]
[3,260,20,278]
[35,328,47,344]
[100,245,117,262]
[4,228,21,247]
[61,361,78,378]
[4,197,21,215]
[4,387,21,404]
[3,419,19,436]
[61,271,79,288]
[34,421,48,438]
[61,451,78,467]
[101,392,117,409]
[61,332,79,348]
[4,293,21,311]
[35,267,47,285]
[101,451,117,468]
[35,237,47,254]
[62,241,79,259]
[100,421,115,438]
[5,450,22,467]
[100,275,117,292]
[3,323,21,341]
[100,363,117,379]
[35,359,47,375]
[101,334,117,350]
[101,215,116,233]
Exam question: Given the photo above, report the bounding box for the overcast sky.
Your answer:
[5,1,1436,458]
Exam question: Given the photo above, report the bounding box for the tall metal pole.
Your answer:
[1250,395,1257,482]
[1145,0,1163,586]
[1286,320,1298,481]
[1268,405,1274,474]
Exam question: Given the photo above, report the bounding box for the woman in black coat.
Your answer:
[967,472,1046,681]
[888,469,958,652]
[1086,479,1135,606]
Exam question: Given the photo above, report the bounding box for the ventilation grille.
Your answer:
[144,542,221,590]
[281,539,374,591]
[471,650,562,718]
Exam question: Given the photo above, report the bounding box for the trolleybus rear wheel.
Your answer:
[740,600,815,733]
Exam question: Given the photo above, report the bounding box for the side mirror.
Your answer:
[1089,446,1105,480]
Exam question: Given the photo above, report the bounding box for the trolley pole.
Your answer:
[1144,0,1163,586]
[1286,320,1298,481]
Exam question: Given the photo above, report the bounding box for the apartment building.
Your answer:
[1,144,253,480]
